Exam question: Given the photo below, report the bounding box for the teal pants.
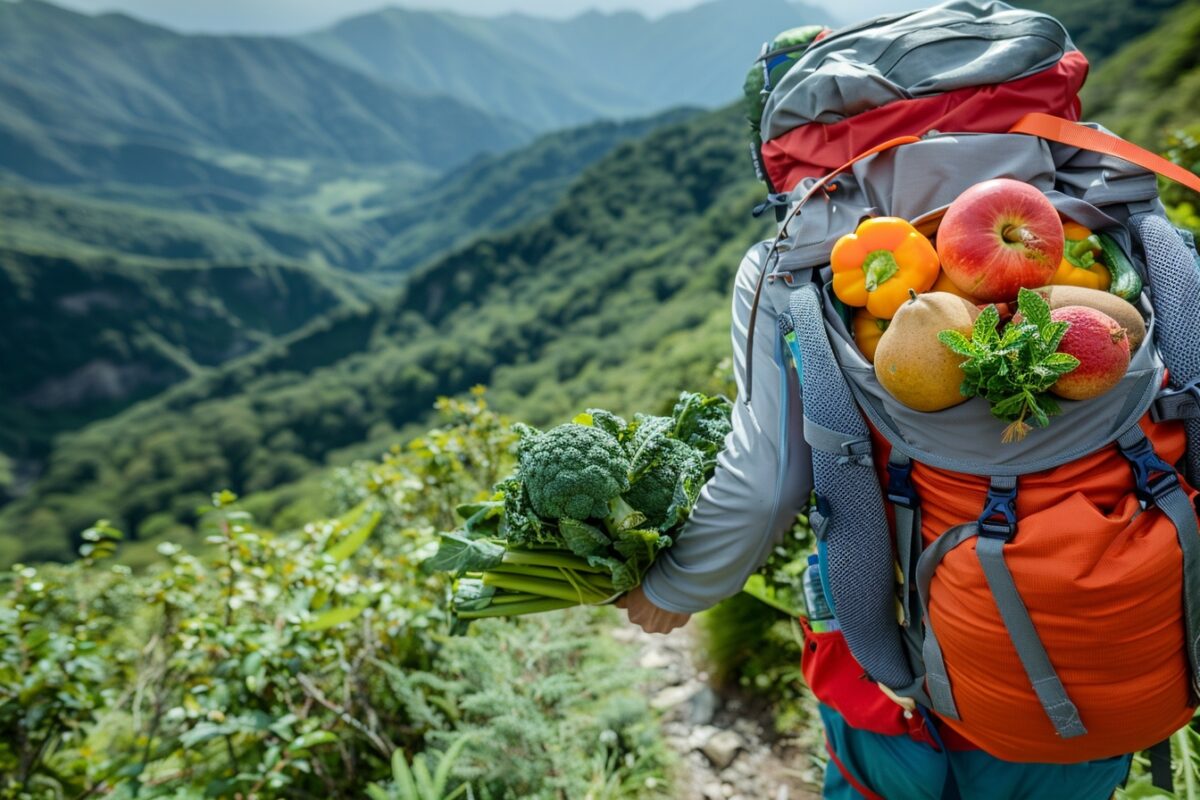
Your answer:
[820,705,1132,800]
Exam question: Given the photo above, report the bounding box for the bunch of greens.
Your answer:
[938,288,1080,443]
[427,392,731,624]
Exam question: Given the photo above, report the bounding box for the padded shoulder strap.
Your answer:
[1011,112,1200,193]
[786,284,914,689]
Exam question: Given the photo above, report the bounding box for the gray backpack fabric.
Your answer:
[762,0,1074,139]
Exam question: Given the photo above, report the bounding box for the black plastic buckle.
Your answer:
[1119,436,1180,507]
[886,460,919,509]
[1151,377,1200,423]
[978,484,1018,540]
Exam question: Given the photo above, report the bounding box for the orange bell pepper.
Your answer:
[852,308,888,363]
[831,217,940,319]
[930,270,980,303]
[1051,221,1111,291]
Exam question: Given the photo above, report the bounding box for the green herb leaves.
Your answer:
[938,288,1079,442]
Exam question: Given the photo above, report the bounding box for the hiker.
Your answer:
[620,1,1200,798]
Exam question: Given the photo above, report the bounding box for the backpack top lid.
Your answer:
[759,0,1088,193]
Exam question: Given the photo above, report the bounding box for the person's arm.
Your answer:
[632,242,814,623]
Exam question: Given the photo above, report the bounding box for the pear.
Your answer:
[874,291,980,412]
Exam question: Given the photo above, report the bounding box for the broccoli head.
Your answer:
[518,423,630,520]
[624,437,700,527]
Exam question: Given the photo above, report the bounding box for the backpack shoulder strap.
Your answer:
[784,283,916,692]
[1011,112,1200,193]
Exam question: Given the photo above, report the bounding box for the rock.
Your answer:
[688,685,719,726]
[651,679,704,713]
[702,782,725,800]
[700,729,744,770]
[610,626,640,644]
[688,724,720,750]
[638,648,675,670]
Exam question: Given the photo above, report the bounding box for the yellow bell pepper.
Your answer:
[852,308,888,363]
[930,270,980,303]
[831,217,940,319]
[1051,221,1111,291]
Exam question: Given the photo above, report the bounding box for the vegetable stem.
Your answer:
[501,549,606,573]
[482,572,609,605]
[488,562,614,590]
[456,597,578,618]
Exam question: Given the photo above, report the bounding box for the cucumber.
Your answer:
[1096,231,1143,301]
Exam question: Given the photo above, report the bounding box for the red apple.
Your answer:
[936,179,1063,302]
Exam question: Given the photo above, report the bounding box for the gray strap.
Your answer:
[788,285,914,689]
[1160,484,1200,693]
[913,523,979,719]
[1121,423,1200,692]
[889,453,922,632]
[803,416,874,465]
[1152,385,1200,423]
[975,535,1087,739]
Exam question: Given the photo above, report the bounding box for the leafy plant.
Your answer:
[366,736,473,800]
[938,288,1080,442]
[1118,719,1200,799]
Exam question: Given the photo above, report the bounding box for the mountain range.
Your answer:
[0,0,530,188]
[298,0,836,131]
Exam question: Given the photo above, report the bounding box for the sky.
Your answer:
[47,0,912,35]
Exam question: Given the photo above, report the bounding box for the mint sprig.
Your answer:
[937,288,1080,443]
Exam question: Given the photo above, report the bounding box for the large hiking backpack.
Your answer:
[746,0,1200,764]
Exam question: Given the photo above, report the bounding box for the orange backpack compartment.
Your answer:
[874,417,1199,761]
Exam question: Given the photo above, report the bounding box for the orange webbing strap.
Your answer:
[1011,112,1200,194]
[790,134,924,215]
[744,134,921,404]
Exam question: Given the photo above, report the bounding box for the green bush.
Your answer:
[0,396,670,799]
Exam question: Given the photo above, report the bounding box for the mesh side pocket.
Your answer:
[788,284,913,688]
[1132,213,1200,482]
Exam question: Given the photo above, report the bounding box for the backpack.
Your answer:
[745,0,1200,765]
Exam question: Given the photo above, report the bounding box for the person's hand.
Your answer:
[616,585,691,634]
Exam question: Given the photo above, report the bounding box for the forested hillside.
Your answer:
[1080,0,1200,145]
[0,107,770,564]
[0,110,692,275]
[0,253,358,482]
[1020,0,1185,62]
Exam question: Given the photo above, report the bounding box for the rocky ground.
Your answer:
[613,621,824,800]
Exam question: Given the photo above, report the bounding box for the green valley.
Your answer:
[0,106,771,564]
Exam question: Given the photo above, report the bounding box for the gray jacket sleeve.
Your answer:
[641,242,814,614]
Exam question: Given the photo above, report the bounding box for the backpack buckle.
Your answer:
[752,192,791,218]
[1151,377,1200,423]
[1118,435,1180,507]
[886,459,918,509]
[978,484,1018,540]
